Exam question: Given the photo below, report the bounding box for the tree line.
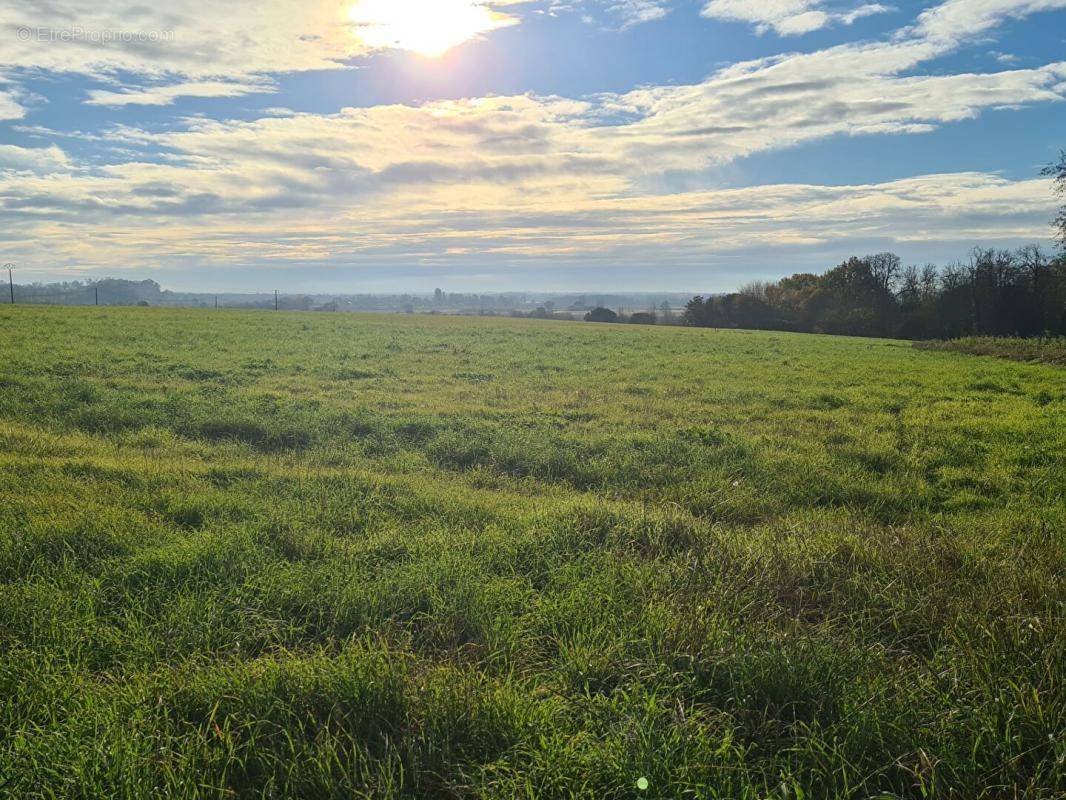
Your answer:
[682,246,1065,339]
[682,151,1066,340]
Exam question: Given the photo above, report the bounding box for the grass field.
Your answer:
[1,306,1063,799]
[915,336,1066,367]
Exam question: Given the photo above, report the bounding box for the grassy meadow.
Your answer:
[915,336,1066,367]
[0,305,1063,799]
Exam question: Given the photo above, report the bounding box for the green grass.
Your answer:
[0,306,1063,799]
[915,336,1066,366]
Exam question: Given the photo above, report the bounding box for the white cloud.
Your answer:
[608,1,671,27]
[22,50,1052,216]
[701,0,891,35]
[0,0,527,83]
[547,0,670,28]
[912,0,1066,43]
[0,165,1053,275]
[85,79,277,107]
[1,0,1064,278]
[0,89,24,119]
[0,0,534,113]
[703,0,1066,37]
[603,49,1066,170]
[0,48,1060,269]
[0,0,1060,108]
[0,144,69,172]
[0,1,354,80]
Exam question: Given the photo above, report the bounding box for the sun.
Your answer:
[348,0,515,58]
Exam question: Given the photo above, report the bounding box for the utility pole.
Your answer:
[275,290,279,311]
[7,267,13,305]
[215,295,218,310]
[95,286,99,306]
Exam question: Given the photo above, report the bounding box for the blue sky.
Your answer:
[0,0,1064,292]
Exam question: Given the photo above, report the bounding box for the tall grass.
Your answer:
[915,336,1066,366]
[0,306,1063,798]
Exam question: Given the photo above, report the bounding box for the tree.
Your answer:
[868,252,901,336]
[1042,150,1066,249]
[757,273,820,331]
[1018,244,1051,332]
[898,264,922,310]
[816,257,882,336]
[682,296,711,327]
[585,307,618,324]
[868,253,901,295]
[629,312,657,325]
[920,264,939,300]
[680,244,1065,340]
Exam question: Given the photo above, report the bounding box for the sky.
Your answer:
[0,0,1064,293]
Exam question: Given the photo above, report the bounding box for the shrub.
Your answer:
[584,307,618,323]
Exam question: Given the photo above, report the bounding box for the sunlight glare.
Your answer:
[348,0,514,57]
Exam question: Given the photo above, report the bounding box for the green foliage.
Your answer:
[684,247,1066,339]
[584,307,618,323]
[0,306,1063,799]
[628,312,658,326]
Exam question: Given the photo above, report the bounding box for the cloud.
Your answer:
[912,0,1066,43]
[0,164,1054,278]
[701,0,891,35]
[0,1,354,80]
[85,79,277,107]
[0,144,69,172]
[21,49,1053,220]
[547,0,670,28]
[0,0,526,86]
[0,0,1064,280]
[608,1,671,27]
[0,0,532,115]
[0,0,1060,109]
[0,89,24,119]
[2,43,1057,249]
[612,57,1066,170]
[991,50,1020,63]
[702,0,1066,37]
